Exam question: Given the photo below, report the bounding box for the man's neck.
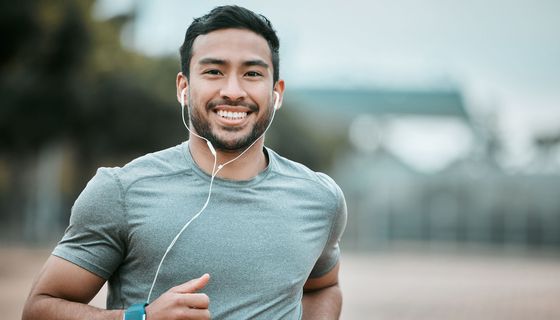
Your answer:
[188,138,268,180]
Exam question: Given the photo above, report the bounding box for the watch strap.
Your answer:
[124,303,148,320]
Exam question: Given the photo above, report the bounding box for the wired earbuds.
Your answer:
[147,89,280,302]
[179,89,280,158]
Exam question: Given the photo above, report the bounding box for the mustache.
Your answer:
[206,99,259,112]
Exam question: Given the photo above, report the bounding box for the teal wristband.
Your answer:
[124,303,148,320]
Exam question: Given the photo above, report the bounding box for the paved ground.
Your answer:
[339,247,560,320]
[3,245,560,319]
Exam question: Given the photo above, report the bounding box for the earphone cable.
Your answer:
[146,152,218,303]
[147,91,278,302]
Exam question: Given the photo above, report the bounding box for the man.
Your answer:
[23,5,347,320]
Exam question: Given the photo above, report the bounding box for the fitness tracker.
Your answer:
[123,303,148,320]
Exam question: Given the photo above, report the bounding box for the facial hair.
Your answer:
[188,94,274,152]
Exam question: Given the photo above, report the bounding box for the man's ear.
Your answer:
[176,72,188,105]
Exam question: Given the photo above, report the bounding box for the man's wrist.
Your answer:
[123,303,148,320]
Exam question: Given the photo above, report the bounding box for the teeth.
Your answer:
[217,110,247,120]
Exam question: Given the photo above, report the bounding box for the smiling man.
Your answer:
[23,5,347,320]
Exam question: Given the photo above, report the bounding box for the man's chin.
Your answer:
[200,124,267,153]
[209,137,255,153]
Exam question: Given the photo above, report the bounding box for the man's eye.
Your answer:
[204,70,222,75]
[245,71,262,77]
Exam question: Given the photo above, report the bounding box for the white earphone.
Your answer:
[273,91,280,110]
[179,88,280,159]
[147,89,280,302]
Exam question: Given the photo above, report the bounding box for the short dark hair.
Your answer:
[179,5,280,84]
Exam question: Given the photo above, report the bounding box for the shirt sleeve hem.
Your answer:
[52,248,112,280]
[308,250,340,279]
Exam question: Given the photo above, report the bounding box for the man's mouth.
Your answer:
[217,110,248,120]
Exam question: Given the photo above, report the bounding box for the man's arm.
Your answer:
[22,255,211,320]
[302,261,342,320]
[22,255,122,320]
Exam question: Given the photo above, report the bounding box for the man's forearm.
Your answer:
[22,294,123,320]
[301,283,342,320]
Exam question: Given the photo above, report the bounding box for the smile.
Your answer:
[217,110,248,120]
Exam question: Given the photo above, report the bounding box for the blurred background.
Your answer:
[1,0,560,319]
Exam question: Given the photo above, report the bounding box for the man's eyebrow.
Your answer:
[198,58,227,65]
[197,58,269,68]
[243,59,269,69]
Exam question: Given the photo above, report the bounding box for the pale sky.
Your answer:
[95,0,560,171]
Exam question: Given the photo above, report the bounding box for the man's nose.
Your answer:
[219,76,247,102]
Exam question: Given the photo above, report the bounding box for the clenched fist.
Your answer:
[146,274,211,320]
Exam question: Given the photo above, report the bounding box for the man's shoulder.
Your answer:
[98,143,189,189]
[267,148,342,198]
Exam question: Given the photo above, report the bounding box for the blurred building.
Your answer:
[288,88,560,250]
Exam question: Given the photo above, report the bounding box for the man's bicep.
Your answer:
[304,261,340,292]
[29,255,106,303]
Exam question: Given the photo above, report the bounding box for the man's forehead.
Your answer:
[191,28,272,65]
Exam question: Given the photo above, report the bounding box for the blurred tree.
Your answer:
[1,0,182,156]
[0,0,182,242]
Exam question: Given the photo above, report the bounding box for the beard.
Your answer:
[188,96,274,152]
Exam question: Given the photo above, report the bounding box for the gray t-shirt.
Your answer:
[53,142,347,319]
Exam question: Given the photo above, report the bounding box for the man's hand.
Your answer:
[23,256,212,320]
[146,274,211,320]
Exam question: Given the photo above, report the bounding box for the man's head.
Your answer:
[180,5,280,84]
[176,6,285,152]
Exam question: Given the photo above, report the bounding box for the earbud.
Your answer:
[273,91,280,110]
[181,88,187,109]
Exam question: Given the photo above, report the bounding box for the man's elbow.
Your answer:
[22,293,52,320]
[22,294,40,320]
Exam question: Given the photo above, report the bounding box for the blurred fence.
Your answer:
[3,148,559,251]
[337,153,560,250]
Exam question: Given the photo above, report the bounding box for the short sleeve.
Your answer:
[309,182,347,278]
[52,167,127,280]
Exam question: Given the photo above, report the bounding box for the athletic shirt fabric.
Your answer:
[52,141,347,319]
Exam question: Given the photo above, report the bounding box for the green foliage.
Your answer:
[0,0,182,157]
[0,0,344,170]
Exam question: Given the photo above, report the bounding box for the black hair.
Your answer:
[179,5,280,84]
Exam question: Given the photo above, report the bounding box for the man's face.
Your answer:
[182,28,282,152]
